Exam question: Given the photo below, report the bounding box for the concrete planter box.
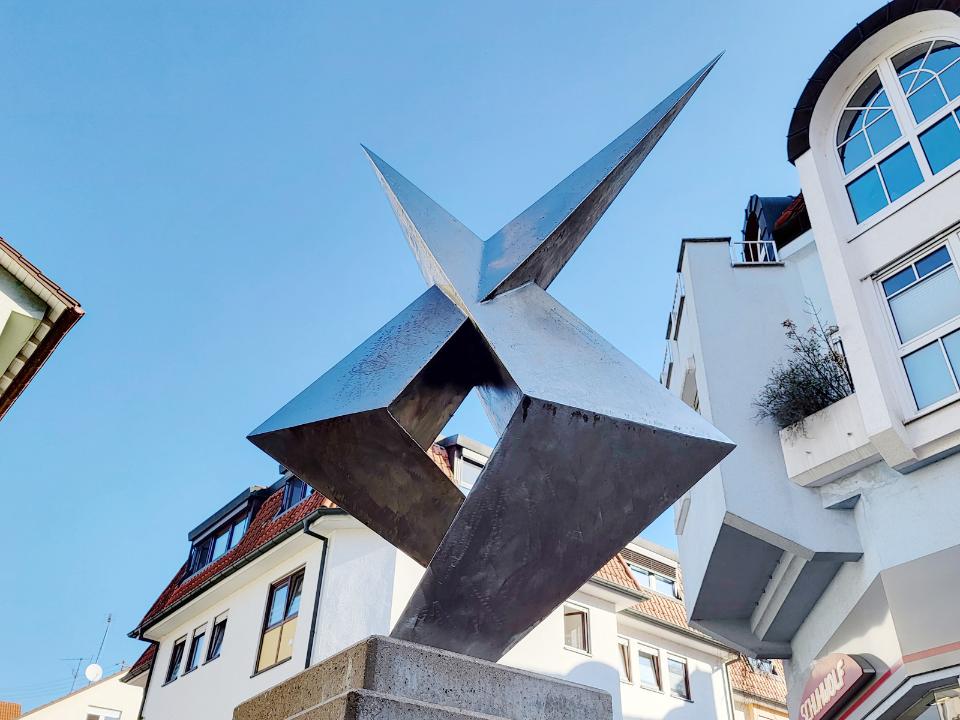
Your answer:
[779,393,879,486]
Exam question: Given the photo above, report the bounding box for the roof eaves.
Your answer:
[131,506,346,638]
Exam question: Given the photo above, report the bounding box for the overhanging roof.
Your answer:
[787,0,960,164]
[0,237,83,421]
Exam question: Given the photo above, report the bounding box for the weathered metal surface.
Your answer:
[249,55,734,662]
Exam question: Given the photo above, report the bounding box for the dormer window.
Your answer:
[627,562,679,599]
[837,37,960,224]
[279,477,313,514]
[187,512,249,575]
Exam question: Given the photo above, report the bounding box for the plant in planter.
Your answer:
[754,303,854,434]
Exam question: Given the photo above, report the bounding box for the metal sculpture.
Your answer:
[249,55,734,663]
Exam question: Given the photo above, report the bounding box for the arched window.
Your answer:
[836,38,960,224]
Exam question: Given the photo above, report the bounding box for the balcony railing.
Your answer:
[731,239,781,265]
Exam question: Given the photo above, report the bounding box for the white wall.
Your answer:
[142,534,327,720]
[21,672,142,720]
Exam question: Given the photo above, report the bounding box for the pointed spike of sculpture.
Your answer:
[362,146,483,309]
[478,54,722,302]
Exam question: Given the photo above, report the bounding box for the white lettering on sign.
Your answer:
[799,659,846,720]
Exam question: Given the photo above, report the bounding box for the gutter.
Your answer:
[303,519,330,669]
[588,576,650,603]
[130,507,346,639]
[622,607,734,652]
[723,656,739,720]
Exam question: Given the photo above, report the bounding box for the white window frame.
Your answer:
[877,235,960,414]
[617,636,633,684]
[627,562,678,599]
[834,33,960,231]
[183,622,208,675]
[85,708,122,720]
[635,642,663,692]
[666,653,692,701]
[561,602,591,655]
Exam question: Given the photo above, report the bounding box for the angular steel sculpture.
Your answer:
[249,55,734,663]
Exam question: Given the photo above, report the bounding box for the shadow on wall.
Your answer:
[557,660,622,720]
[621,667,717,720]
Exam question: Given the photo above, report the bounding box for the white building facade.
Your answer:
[125,438,786,720]
[665,5,960,720]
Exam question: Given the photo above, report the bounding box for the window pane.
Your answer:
[267,583,289,627]
[883,267,917,296]
[618,640,632,682]
[257,625,282,672]
[926,41,960,73]
[628,565,651,588]
[909,78,948,122]
[879,145,923,202]
[942,330,960,387]
[920,114,960,174]
[229,515,248,550]
[637,650,660,689]
[904,342,955,408]
[888,266,960,342]
[654,576,676,597]
[286,573,304,618]
[668,658,689,699]
[207,619,227,661]
[942,62,960,100]
[278,617,298,664]
[865,111,900,155]
[847,168,888,223]
[166,640,185,682]
[212,529,230,560]
[917,247,952,277]
[894,42,930,78]
[563,608,588,651]
[840,132,871,173]
[186,632,204,672]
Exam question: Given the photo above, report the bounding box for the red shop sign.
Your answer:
[798,654,875,720]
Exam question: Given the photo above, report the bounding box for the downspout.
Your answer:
[302,518,330,669]
[723,656,740,720]
[136,641,158,720]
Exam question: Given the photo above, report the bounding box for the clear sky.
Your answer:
[0,0,882,709]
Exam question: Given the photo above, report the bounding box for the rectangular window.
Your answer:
[165,637,186,683]
[667,656,690,700]
[187,512,249,575]
[617,637,632,683]
[85,709,121,720]
[206,613,228,662]
[562,604,590,653]
[256,569,305,673]
[280,478,313,513]
[628,562,679,598]
[184,626,206,673]
[636,645,661,690]
[882,244,960,409]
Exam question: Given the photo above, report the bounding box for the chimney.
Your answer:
[0,701,21,720]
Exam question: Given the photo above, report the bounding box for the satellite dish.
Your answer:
[84,663,103,682]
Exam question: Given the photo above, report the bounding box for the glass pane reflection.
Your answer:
[920,114,960,174]
[904,342,955,408]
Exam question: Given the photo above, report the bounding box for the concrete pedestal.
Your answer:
[234,635,613,720]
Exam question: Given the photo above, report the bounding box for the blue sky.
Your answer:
[0,0,881,709]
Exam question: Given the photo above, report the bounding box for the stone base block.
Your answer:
[234,635,612,720]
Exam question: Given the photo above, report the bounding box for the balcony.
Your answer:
[730,240,782,265]
[779,394,880,488]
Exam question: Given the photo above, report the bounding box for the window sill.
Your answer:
[670,694,694,703]
[203,655,220,666]
[562,645,592,657]
[182,667,200,676]
[251,657,292,678]
[638,684,664,695]
[903,391,960,424]
[161,677,179,687]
